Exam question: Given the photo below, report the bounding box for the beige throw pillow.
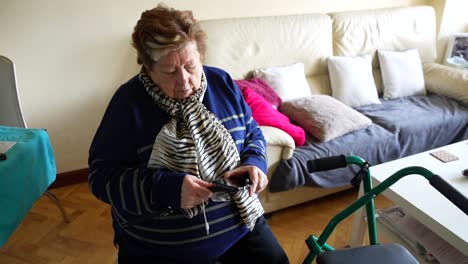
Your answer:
[423,62,468,104]
[280,95,372,142]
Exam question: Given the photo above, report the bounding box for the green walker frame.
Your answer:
[302,155,467,264]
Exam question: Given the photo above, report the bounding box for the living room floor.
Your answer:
[0,183,393,264]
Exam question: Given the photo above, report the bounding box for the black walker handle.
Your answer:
[430,174,468,215]
[307,155,347,173]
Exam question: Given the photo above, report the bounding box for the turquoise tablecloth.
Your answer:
[0,126,56,247]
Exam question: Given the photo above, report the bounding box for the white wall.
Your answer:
[0,0,451,173]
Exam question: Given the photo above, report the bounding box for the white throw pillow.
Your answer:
[327,54,381,108]
[378,49,426,99]
[252,63,312,102]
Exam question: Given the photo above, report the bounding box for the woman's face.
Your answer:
[147,41,203,100]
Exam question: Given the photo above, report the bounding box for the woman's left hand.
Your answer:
[223,165,268,197]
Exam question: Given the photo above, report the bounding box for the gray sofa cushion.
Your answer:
[357,94,468,157]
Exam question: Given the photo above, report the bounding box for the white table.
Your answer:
[350,140,468,255]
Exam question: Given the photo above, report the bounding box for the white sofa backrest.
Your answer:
[331,6,437,94]
[200,6,437,97]
[200,14,333,95]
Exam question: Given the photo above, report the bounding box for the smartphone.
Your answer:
[209,181,239,194]
[225,175,250,187]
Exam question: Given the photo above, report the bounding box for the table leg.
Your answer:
[45,190,70,223]
[349,183,367,247]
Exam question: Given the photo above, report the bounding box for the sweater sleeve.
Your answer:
[88,85,185,217]
[241,115,268,173]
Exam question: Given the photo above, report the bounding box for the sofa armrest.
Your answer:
[259,126,295,160]
[423,63,468,104]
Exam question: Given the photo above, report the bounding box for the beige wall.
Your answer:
[1,0,461,173]
[429,0,468,63]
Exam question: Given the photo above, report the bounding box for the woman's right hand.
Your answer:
[180,175,213,209]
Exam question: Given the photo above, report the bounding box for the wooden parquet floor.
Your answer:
[0,183,393,264]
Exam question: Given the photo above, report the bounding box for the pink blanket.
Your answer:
[236,80,305,146]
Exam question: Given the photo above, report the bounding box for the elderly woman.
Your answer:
[88,4,289,264]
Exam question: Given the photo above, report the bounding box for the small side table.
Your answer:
[0,126,64,247]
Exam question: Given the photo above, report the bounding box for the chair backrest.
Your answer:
[0,55,27,128]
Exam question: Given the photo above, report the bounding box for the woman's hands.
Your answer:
[180,165,267,208]
[181,175,213,209]
[223,165,268,197]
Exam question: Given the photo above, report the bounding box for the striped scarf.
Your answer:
[140,68,263,230]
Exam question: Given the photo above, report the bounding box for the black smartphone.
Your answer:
[225,175,250,187]
[209,181,239,194]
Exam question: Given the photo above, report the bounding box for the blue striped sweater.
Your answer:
[88,66,267,262]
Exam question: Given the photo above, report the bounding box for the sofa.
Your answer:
[199,6,468,213]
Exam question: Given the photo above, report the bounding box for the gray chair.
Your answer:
[0,55,69,223]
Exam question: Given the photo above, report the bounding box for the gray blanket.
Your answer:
[269,94,468,192]
[358,94,468,157]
